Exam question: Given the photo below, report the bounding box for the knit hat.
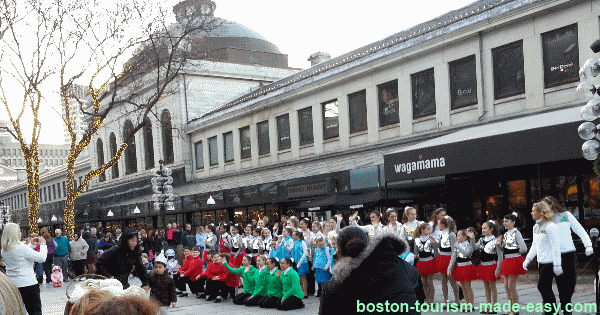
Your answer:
[154,251,168,266]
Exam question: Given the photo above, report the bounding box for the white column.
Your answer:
[435,63,451,129]
[233,127,241,168]
[290,110,300,158]
[398,74,413,136]
[250,123,259,167]
[338,94,349,149]
[313,104,323,154]
[523,35,544,110]
[269,117,278,162]
[366,86,379,143]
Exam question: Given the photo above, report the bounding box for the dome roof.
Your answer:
[204,18,282,54]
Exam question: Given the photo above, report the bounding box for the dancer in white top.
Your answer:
[523,202,561,315]
[541,196,592,315]
[428,208,447,242]
[341,211,385,240]
[400,207,422,249]
[384,209,402,236]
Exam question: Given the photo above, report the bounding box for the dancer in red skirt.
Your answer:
[413,222,438,304]
[230,224,245,267]
[447,230,478,311]
[219,223,233,254]
[497,213,527,315]
[436,216,460,304]
[203,224,218,263]
[469,220,502,314]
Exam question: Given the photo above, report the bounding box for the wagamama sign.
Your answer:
[394,156,446,174]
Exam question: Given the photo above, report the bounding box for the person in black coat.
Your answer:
[95,231,150,290]
[319,226,421,315]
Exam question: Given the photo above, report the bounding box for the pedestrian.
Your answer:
[28,233,44,284]
[181,224,196,248]
[95,231,150,290]
[95,223,105,237]
[497,212,527,315]
[69,233,89,279]
[195,227,207,259]
[149,230,163,261]
[148,255,177,315]
[81,223,91,235]
[166,223,181,249]
[41,232,56,283]
[1,223,47,315]
[114,229,122,243]
[84,229,99,274]
[0,270,26,315]
[542,196,594,315]
[53,229,71,283]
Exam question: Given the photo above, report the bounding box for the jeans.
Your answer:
[34,262,44,284]
[53,255,69,282]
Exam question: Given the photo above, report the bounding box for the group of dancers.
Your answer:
[409,196,593,315]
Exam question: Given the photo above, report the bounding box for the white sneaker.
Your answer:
[80,277,86,281]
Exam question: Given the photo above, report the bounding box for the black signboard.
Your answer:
[240,126,251,159]
[450,55,477,110]
[349,90,367,133]
[378,80,399,127]
[277,114,291,151]
[384,121,581,183]
[542,24,578,88]
[493,41,525,100]
[412,68,436,119]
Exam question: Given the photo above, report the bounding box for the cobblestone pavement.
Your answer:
[39,276,597,314]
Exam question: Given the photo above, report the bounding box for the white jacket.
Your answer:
[526,220,561,266]
[553,211,592,253]
[1,243,47,287]
[70,238,90,261]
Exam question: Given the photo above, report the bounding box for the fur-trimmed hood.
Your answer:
[332,232,409,283]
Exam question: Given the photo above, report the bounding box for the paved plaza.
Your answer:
[38,275,597,315]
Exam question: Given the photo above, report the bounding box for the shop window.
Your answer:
[492,41,525,100]
[161,110,174,165]
[298,107,313,145]
[277,114,291,151]
[450,55,478,109]
[555,175,578,205]
[109,133,119,178]
[348,90,367,134]
[234,207,248,224]
[53,185,57,200]
[542,24,578,88]
[215,209,228,223]
[240,126,251,159]
[143,118,155,170]
[378,80,399,127]
[208,136,218,166]
[96,138,106,182]
[248,205,265,222]
[485,195,503,223]
[265,204,279,221]
[322,99,339,140]
[583,174,599,225]
[223,131,234,163]
[507,180,528,228]
[257,120,270,155]
[194,141,203,170]
[530,178,552,203]
[411,68,436,119]
[202,211,216,226]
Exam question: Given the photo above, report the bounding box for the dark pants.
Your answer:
[538,263,558,315]
[34,262,44,284]
[173,274,187,292]
[306,261,315,295]
[245,295,263,306]
[278,295,305,311]
[188,278,206,295]
[43,253,54,283]
[233,292,252,305]
[259,296,281,309]
[415,276,426,303]
[206,279,227,298]
[19,284,42,315]
[556,252,578,315]
[72,259,86,278]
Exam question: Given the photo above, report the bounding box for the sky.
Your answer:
[2,0,476,144]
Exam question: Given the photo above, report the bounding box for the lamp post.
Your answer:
[151,160,174,232]
[0,201,9,230]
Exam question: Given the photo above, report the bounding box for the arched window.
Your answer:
[144,118,155,170]
[123,120,138,174]
[96,138,106,182]
[109,132,119,178]
[161,109,174,165]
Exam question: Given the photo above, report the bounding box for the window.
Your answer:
[411,68,436,119]
[144,118,155,170]
[109,133,119,178]
[349,90,368,134]
[298,107,314,145]
[240,127,251,159]
[62,181,66,197]
[542,24,579,88]
[322,99,339,140]
[57,181,61,198]
[161,110,174,165]
[223,132,234,163]
[492,41,525,99]
[96,138,106,182]
[194,141,204,169]
[43,187,47,203]
[378,80,399,127]
[450,55,478,109]
[123,120,137,174]
[257,121,270,155]
[53,184,57,200]
[276,114,291,151]
[208,136,218,166]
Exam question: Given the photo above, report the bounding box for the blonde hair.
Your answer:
[70,290,115,315]
[0,272,25,315]
[533,202,554,221]
[1,223,22,251]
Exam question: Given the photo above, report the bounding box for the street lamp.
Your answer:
[151,160,174,231]
[133,206,141,214]
[577,40,600,160]
[0,201,9,229]
[38,217,43,224]
[51,215,57,222]
[107,210,114,217]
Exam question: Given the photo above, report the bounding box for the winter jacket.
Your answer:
[98,240,115,250]
[224,263,257,294]
[182,231,196,248]
[95,245,149,289]
[148,273,177,306]
[51,269,63,284]
[177,255,193,275]
[223,265,239,287]
[319,234,421,315]
[183,256,204,280]
[69,238,90,261]
[84,234,98,256]
[53,236,70,256]
[199,261,227,280]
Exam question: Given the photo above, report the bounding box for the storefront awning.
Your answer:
[384,106,584,183]
[296,194,338,210]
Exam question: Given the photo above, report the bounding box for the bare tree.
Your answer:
[59,0,221,238]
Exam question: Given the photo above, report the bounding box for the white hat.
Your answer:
[154,250,168,266]
[165,249,176,257]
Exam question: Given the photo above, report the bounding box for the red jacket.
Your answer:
[178,255,193,274]
[200,262,227,281]
[224,266,239,287]
[183,256,204,280]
